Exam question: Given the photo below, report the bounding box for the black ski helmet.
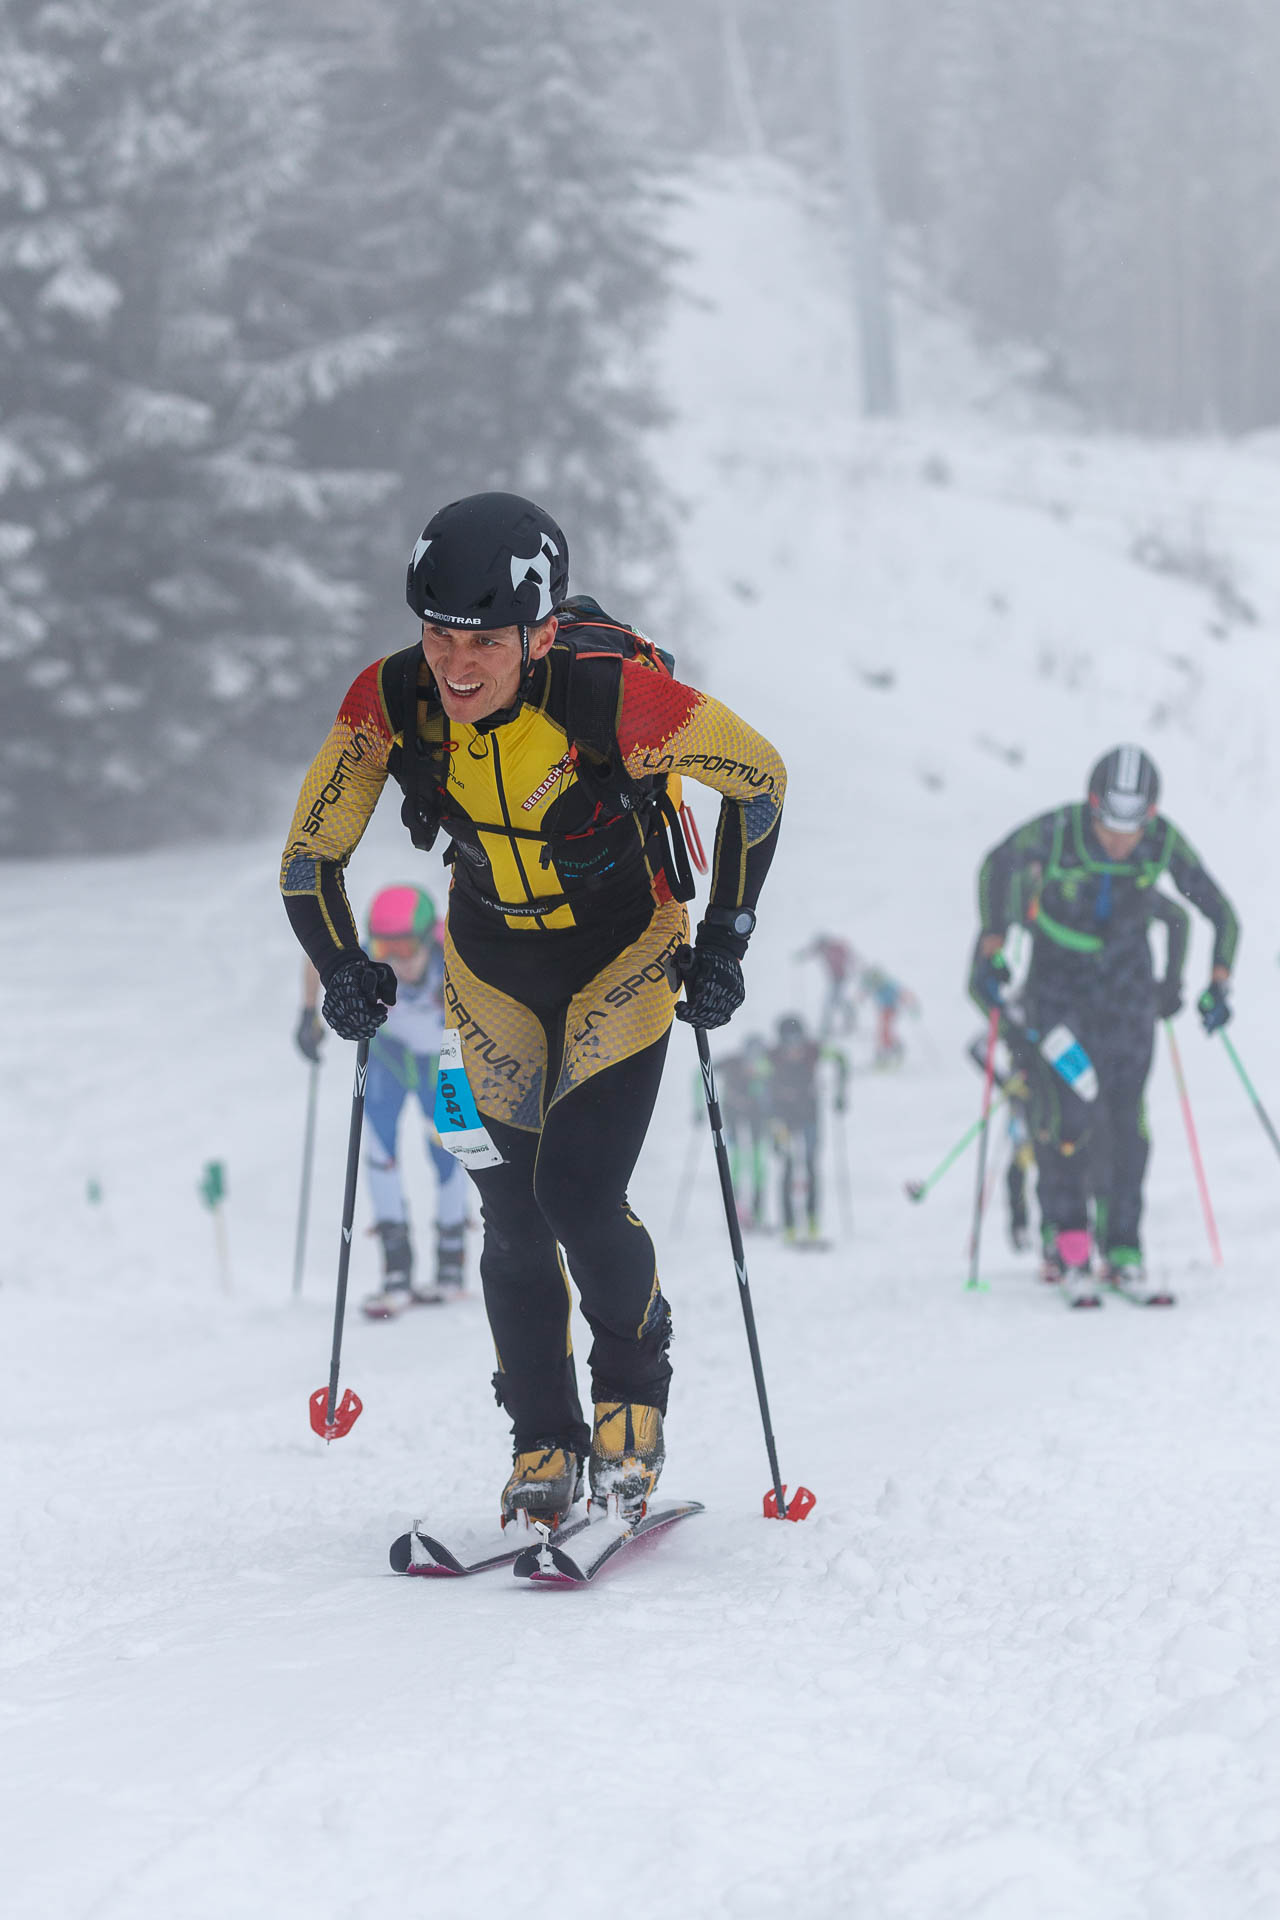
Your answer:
[405,492,568,666]
[1087,745,1160,833]
[777,1013,807,1044]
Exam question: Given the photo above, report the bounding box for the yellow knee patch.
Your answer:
[552,898,688,1106]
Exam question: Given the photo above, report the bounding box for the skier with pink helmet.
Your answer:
[295,882,468,1314]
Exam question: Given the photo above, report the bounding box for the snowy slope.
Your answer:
[7,164,1280,1919]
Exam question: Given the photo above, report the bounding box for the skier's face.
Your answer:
[421,617,557,723]
[1094,823,1144,861]
[397,944,430,984]
[370,936,431,984]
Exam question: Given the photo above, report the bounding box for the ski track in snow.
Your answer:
[7,165,1280,1916]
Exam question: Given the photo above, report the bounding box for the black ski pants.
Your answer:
[1015,969,1155,1255]
[468,1037,672,1455]
[445,897,686,1458]
[776,1120,820,1233]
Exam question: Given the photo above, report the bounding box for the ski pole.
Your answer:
[292,1056,322,1297]
[1164,1021,1223,1265]
[692,1024,814,1521]
[309,1038,369,1441]
[966,1005,1001,1291]
[905,1092,1009,1203]
[673,962,813,1520]
[1217,1030,1280,1163]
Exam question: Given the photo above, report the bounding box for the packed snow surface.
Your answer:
[6,165,1280,1918]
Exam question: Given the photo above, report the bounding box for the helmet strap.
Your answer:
[519,622,530,671]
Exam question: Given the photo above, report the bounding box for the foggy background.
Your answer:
[3,0,1277,854]
[10,12,1280,1907]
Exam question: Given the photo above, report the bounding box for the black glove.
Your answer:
[974,947,1011,1010]
[673,938,745,1031]
[1154,977,1183,1021]
[295,1006,326,1062]
[322,955,398,1040]
[1198,980,1231,1034]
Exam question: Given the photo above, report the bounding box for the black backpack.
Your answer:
[391,595,697,904]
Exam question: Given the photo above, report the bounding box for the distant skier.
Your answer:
[281,492,785,1528]
[860,964,920,1069]
[968,890,1188,1260]
[796,933,859,1038]
[716,1034,773,1230]
[296,885,469,1316]
[768,1013,848,1246]
[970,746,1237,1307]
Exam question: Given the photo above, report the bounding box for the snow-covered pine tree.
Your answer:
[281,0,675,624]
[0,0,395,852]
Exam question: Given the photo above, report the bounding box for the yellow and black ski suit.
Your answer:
[281,616,786,1453]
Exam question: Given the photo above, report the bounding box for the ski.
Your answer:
[513,1499,705,1585]
[390,1507,592,1578]
[1102,1274,1177,1308]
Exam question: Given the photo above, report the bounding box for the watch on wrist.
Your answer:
[704,906,757,941]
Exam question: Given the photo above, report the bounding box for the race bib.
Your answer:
[1039,1025,1099,1103]
[433,1028,506,1169]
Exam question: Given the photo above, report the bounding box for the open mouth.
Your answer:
[444,677,483,699]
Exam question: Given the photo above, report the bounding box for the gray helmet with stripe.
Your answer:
[1087,745,1160,833]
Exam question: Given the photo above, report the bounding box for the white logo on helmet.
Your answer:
[412,530,486,625]
[511,535,560,621]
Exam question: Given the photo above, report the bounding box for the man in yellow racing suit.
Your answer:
[281,492,786,1526]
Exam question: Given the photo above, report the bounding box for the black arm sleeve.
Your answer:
[1149,890,1190,986]
[283,883,365,985]
[708,794,783,920]
[1165,826,1239,973]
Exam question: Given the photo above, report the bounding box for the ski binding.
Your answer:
[390,1507,591,1578]
[513,1498,705,1585]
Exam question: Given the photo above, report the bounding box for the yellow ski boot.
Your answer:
[589,1402,665,1521]
[500,1445,583,1531]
